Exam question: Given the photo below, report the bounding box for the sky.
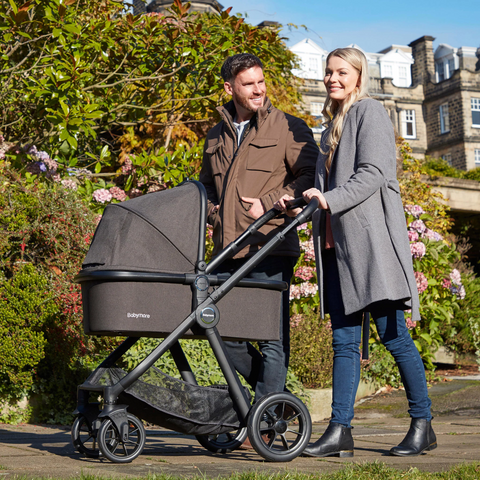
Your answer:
[218,0,480,53]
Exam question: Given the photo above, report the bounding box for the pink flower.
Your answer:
[109,186,127,201]
[405,205,425,218]
[92,188,112,203]
[414,271,428,294]
[410,242,426,259]
[408,229,419,242]
[442,278,452,289]
[61,179,78,191]
[424,229,443,241]
[406,318,417,330]
[290,282,318,300]
[128,188,143,199]
[450,269,462,286]
[121,156,133,174]
[290,314,303,328]
[409,219,427,235]
[294,266,315,281]
[206,225,213,239]
[300,239,315,262]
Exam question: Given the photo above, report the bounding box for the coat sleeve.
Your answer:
[199,139,219,225]
[323,100,395,215]
[260,116,319,211]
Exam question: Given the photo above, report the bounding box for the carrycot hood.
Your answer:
[82,182,205,274]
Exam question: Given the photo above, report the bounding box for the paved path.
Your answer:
[0,376,479,478]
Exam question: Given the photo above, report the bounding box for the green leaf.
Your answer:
[94,162,101,174]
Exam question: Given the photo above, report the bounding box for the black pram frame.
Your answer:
[72,180,319,463]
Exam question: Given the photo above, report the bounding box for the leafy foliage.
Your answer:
[0,0,312,211]
[289,312,333,389]
[0,162,119,423]
[420,156,480,182]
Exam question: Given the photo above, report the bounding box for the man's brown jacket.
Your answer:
[199,97,319,259]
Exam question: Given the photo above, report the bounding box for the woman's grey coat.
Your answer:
[313,98,420,320]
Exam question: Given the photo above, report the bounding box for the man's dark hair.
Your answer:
[220,54,263,82]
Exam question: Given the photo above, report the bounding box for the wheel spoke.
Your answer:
[286,427,302,437]
[280,433,290,450]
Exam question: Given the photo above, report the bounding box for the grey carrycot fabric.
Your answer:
[83,182,202,274]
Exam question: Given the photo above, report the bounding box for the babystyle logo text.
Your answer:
[127,312,151,319]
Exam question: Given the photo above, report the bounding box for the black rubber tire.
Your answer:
[97,413,146,463]
[196,427,248,453]
[71,415,100,458]
[247,392,312,462]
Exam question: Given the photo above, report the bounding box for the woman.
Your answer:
[275,47,436,458]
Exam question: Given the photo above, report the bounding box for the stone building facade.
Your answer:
[292,36,480,171]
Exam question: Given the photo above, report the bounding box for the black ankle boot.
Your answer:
[390,418,437,456]
[302,422,354,457]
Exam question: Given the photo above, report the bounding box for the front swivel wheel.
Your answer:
[97,413,145,463]
[247,392,312,462]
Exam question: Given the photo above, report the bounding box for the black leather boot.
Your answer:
[390,418,437,456]
[302,422,354,457]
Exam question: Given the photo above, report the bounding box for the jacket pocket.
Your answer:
[246,137,279,172]
[205,138,223,155]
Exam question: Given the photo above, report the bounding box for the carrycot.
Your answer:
[76,181,284,341]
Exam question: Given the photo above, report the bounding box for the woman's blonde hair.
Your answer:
[321,48,370,172]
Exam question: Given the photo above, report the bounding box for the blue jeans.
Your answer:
[215,255,297,401]
[323,249,432,427]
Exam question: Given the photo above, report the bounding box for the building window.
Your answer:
[472,98,480,127]
[440,103,450,133]
[447,58,455,78]
[383,64,393,77]
[310,102,324,116]
[442,153,452,165]
[401,109,416,138]
[436,62,445,82]
[475,149,480,166]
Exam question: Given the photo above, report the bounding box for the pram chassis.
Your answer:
[72,180,318,463]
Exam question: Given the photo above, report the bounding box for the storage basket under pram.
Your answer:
[71,180,318,463]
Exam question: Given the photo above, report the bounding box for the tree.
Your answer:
[1,0,312,200]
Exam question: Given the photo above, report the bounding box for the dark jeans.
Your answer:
[214,255,297,401]
[322,249,432,427]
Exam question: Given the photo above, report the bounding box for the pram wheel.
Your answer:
[97,413,146,463]
[71,415,100,458]
[196,427,248,454]
[247,392,312,462]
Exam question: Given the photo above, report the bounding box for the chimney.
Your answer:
[409,35,435,85]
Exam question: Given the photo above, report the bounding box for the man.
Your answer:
[199,53,318,404]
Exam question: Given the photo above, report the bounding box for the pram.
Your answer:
[71,180,319,463]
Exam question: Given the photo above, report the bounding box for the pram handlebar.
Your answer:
[285,197,307,209]
[205,197,319,274]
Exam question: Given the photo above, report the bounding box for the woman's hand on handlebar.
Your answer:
[274,194,302,217]
[302,188,330,211]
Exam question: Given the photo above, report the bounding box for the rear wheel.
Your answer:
[247,392,312,462]
[71,415,100,458]
[196,427,248,453]
[97,413,145,463]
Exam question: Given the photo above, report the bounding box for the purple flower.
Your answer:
[410,242,426,259]
[92,188,112,203]
[405,205,425,218]
[409,219,427,235]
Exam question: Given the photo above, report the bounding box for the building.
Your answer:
[133,0,222,15]
[291,36,480,171]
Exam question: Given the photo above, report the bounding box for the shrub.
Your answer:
[289,312,333,389]
[0,162,118,423]
[0,264,55,413]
